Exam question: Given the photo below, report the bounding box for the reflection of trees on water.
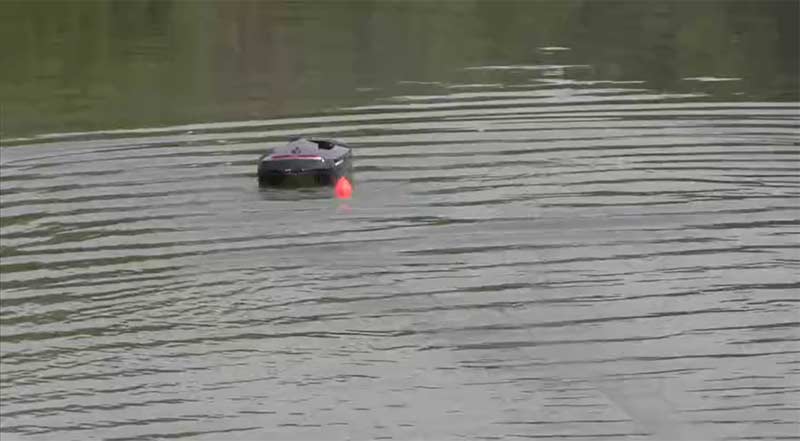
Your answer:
[573,1,798,97]
[1,0,797,137]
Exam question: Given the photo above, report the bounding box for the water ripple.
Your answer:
[1,74,798,441]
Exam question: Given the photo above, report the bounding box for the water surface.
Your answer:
[1,1,799,440]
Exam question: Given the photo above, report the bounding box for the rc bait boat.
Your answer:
[257,136,352,186]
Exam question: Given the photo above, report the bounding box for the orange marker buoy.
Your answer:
[334,177,352,199]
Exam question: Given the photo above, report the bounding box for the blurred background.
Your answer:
[1,0,797,138]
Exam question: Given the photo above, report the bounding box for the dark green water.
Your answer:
[2,0,797,138]
[1,1,799,440]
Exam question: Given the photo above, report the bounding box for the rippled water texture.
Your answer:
[1,2,799,441]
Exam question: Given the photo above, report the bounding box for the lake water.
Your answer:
[1,2,799,440]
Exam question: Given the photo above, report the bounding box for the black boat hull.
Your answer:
[257,155,352,187]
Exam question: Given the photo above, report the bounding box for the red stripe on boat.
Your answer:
[268,155,324,160]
